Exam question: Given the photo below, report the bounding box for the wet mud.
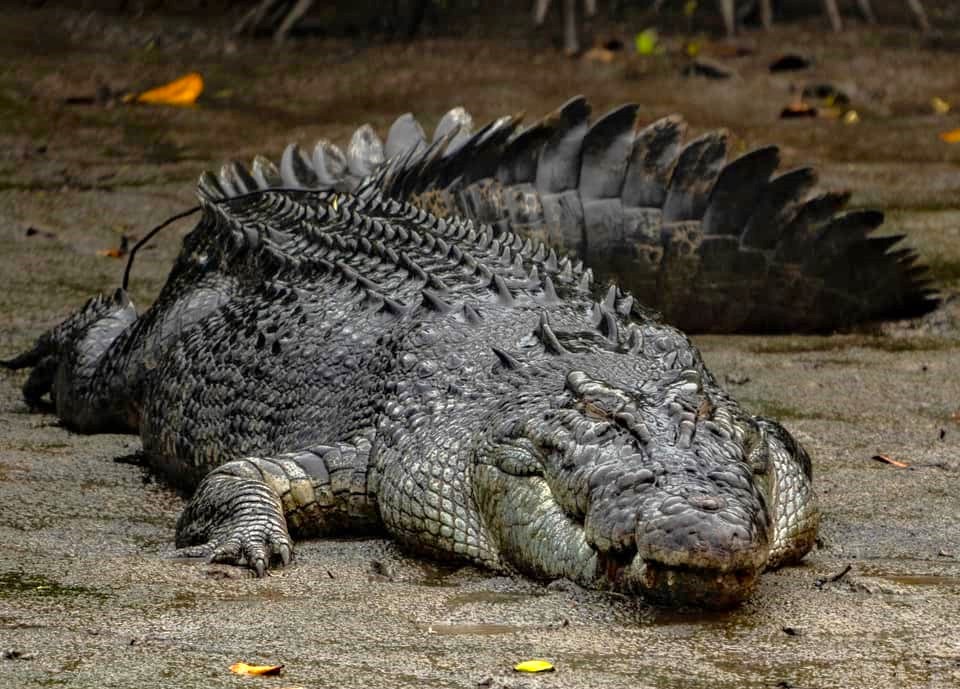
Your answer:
[1,4,959,688]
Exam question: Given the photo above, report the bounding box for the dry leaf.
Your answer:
[842,110,860,125]
[780,102,817,119]
[940,128,960,143]
[229,662,284,676]
[582,47,617,64]
[129,72,204,107]
[931,97,950,115]
[871,454,909,468]
[514,659,555,673]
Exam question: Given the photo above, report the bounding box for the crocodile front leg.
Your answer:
[173,438,380,575]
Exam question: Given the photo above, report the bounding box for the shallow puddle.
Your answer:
[875,574,960,587]
[415,621,520,635]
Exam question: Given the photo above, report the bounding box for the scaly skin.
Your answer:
[229,96,935,332]
[3,183,818,607]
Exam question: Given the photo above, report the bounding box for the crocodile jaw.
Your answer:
[475,468,766,608]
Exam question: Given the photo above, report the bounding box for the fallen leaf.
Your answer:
[682,58,733,80]
[230,662,284,676]
[683,40,701,58]
[25,227,57,239]
[634,29,659,56]
[129,72,204,107]
[802,83,850,107]
[931,96,950,115]
[514,659,555,673]
[582,47,617,64]
[871,454,909,468]
[842,110,860,125]
[940,128,960,143]
[780,102,817,118]
[97,235,129,258]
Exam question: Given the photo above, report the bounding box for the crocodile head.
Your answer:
[473,321,814,608]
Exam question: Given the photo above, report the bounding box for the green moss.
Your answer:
[0,570,108,600]
[751,334,956,355]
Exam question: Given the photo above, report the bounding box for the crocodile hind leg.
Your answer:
[173,439,379,575]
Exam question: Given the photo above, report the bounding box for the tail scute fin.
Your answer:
[535,96,591,195]
[663,132,727,222]
[702,146,780,237]
[579,104,639,200]
[622,115,686,209]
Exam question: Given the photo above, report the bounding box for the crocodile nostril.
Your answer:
[688,494,725,512]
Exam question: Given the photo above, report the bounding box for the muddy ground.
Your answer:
[1,4,960,688]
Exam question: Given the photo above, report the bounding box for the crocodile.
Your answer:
[249,96,935,333]
[2,97,886,609]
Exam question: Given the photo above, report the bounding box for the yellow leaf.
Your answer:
[229,662,284,676]
[940,128,960,143]
[683,0,698,17]
[634,29,658,56]
[931,97,950,115]
[514,659,555,673]
[842,110,860,125]
[134,72,204,107]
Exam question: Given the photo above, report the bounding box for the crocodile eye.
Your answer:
[566,370,631,419]
[580,399,611,421]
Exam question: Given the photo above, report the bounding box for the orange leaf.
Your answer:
[229,662,284,676]
[96,247,126,258]
[939,128,960,143]
[871,454,909,468]
[134,72,204,107]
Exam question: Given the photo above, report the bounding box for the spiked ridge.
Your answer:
[198,97,938,333]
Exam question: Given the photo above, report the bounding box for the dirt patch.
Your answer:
[1,6,959,689]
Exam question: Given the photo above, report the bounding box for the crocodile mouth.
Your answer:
[597,551,761,609]
[474,467,766,608]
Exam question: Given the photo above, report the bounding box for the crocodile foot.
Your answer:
[173,460,293,576]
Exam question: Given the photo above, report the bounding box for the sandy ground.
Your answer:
[1,4,960,688]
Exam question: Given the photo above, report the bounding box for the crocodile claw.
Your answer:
[173,468,294,576]
[171,527,292,577]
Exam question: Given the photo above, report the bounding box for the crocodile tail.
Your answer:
[371,97,938,333]
[196,97,938,332]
